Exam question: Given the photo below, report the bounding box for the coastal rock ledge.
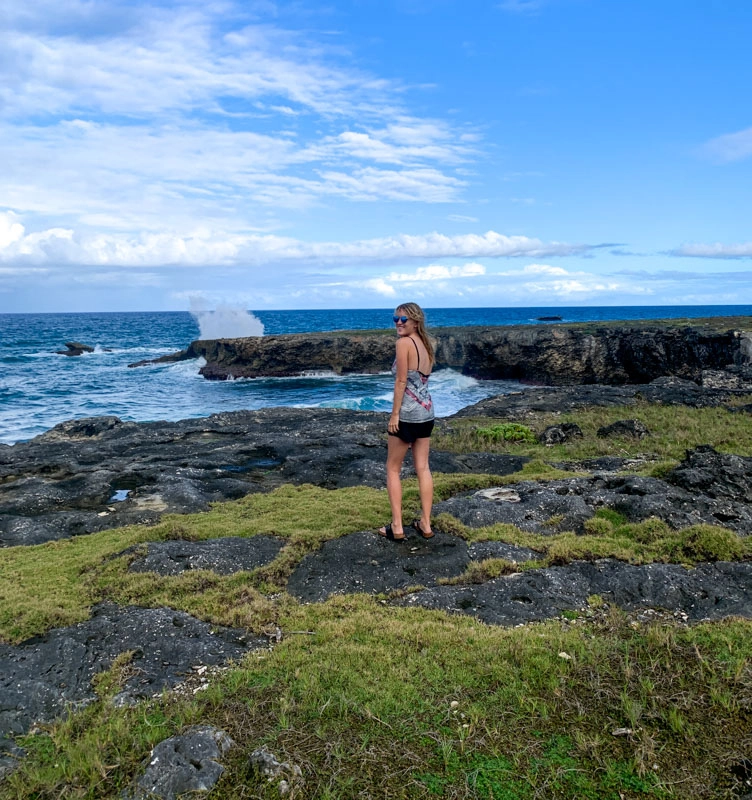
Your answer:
[130,317,752,385]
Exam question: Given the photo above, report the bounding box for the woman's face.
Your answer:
[394,310,416,337]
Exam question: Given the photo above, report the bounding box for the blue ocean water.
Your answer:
[2,305,751,445]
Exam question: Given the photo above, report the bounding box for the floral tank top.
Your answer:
[391,337,434,423]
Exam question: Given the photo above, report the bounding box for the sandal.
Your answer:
[413,519,435,539]
[378,523,406,541]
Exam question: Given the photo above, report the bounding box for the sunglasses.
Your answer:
[393,315,410,323]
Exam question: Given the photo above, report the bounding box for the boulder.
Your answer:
[123,726,234,800]
[0,604,265,753]
[667,446,752,503]
[597,419,650,439]
[538,422,583,446]
[55,341,95,357]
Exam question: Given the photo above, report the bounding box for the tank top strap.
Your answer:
[411,336,421,372]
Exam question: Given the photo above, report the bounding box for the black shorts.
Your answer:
[388,419,434,443]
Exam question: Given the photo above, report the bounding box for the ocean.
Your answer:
[2,304,751,445]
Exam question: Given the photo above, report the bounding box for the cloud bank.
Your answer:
[0,212,590,268]
[672,242,752,259]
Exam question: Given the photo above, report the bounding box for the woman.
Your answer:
[379,302,435,542]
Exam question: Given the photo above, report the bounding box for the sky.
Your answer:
[1,0,751,313]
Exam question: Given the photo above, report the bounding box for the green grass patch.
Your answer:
[0,475,511,644]
[433,512,751,568]
[434,400,752,464]
[474,422,537,444]
[4,600,751,799]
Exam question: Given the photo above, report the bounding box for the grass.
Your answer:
[0,474,507,644]
[3,599,751,799]
[3,398,752,798]
[434,509,751,569]
[433,400,752,466]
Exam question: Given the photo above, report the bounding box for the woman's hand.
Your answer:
[388,412,400,434]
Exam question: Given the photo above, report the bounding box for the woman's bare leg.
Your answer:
[411,437,433,533]
[385,435,410,536]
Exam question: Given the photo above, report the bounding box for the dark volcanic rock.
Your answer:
[0,604,264,756]
[287,530,470,601]
[597,419,650,439]
[667,446,752,503]
[554,456,651,473]
[454,379,737,419]
[124,726,234,800]
[127,536,285,576]
[435,481,593,534]
[701,368,752,390]
[135,320,752,385]
[0,408,530,547]
[538,422,583,446]
[56,341,95,357]
[434,460,752,535]
[399,560,752,625]
[467,541,542,562]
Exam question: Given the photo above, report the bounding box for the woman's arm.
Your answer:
[388,337,411,433]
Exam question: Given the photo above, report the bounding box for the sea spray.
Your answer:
[189,297,264,339]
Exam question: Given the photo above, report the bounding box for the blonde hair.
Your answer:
[396,302,435,368]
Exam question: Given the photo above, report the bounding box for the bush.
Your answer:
[583,517,614,536]
[475,423,537,444]
[675,525,745,562]
[623,517,671,544]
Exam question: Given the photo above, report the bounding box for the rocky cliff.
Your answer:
[132,317,752,385]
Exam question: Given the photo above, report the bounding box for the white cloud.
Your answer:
[315,261,652,307]
[387,263,486,282]
[358,278,397,296]
[0,213,589,269]
[0,1,480,238]
[522,263,568,275]
[702,127,752,163]
[0,5,389,120]
[322,118,475,166]
[672,242,752,258]
[317,167,465,203]
[0,212,25,248]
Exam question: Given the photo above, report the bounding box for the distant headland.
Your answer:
[130,316,752,386]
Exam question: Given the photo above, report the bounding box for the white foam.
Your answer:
[429,369,481,389]
[189,297,264,339]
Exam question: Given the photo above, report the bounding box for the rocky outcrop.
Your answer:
[124,726,235,800]
[126,536,286,576]
[56,341,95,356]
[287,530,470,602]
[399,560,752,626]
[0,409,528,546]
[3,380,752,547]
[0,604,265,763]
[453,378,740,417]
[130,318,752,385]
[434,447,752,536]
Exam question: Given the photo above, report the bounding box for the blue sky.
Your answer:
[1,0,751,312]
